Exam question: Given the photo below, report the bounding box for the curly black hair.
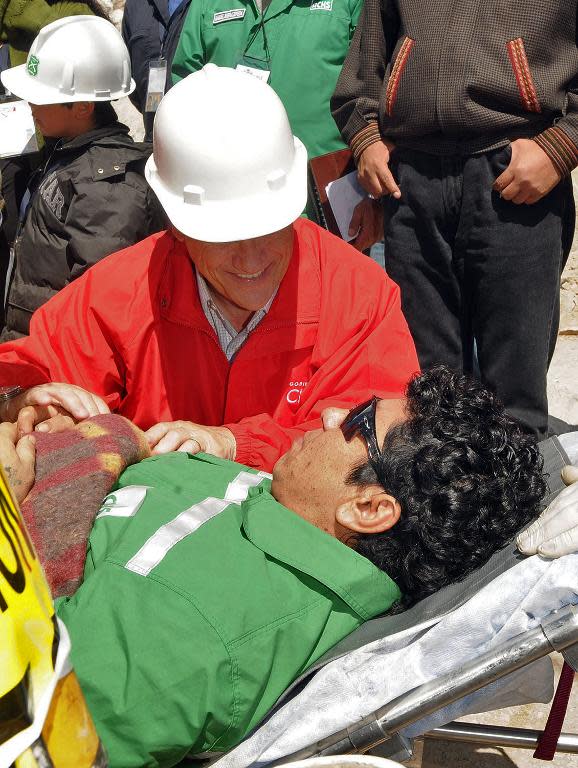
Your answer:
[348,366,547,608]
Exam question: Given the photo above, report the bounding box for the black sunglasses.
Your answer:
[340,396,381,465]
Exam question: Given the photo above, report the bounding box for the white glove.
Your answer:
[517,465,578,558]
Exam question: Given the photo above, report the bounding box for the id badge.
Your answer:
[145,58,167,112]
[235,54,270,83]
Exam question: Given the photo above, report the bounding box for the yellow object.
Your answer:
[0,465,55,707]
[0,465,107,767]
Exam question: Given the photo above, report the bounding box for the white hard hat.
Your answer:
[0,16,135,104]
[145,65,308,243]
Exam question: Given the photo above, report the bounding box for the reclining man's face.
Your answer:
[272,399,407,541]
[175,225,294,328]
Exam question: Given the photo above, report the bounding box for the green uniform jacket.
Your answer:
[56,453,400,768]
[171,0,362,159]
[0,0,96,66]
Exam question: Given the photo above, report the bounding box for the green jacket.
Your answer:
[0,0,96,66]
[171,0,362,160]
[56,453,400,768]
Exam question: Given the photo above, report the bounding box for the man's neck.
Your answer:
[59,120,99,142]
[206,284,255,332]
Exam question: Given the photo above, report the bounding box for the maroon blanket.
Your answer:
[21,414,150,597]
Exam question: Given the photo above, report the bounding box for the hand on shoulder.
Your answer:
[0,383,110,435]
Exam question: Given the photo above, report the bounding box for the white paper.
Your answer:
[325,170,366,241]
[235,64,270,83]
[0,100,39,158]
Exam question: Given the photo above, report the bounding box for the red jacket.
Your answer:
[0,219,419,471]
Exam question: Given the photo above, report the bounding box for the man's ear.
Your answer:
[71,101,94,120]
[336,486,401,534]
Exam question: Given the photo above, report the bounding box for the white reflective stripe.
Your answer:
[125,471,269,576]
[125,497,229,576]
[224,470,271,503]
[96,486,150,519]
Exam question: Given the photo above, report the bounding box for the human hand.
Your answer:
[321,406,349,430]
[357,140,400,199]
[145,421,236,459]
[561,465,578,485]
[517,466,578,558]
[16,404,77,437]
[0,422,36,503]
[493,139,561,204]
[348,197,383,252]
[0,383,110,434]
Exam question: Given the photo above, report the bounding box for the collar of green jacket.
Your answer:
[242,485,402,620]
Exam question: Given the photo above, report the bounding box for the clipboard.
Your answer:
[308,148,355,237]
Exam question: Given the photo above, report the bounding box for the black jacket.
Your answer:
[122,0,168,115]
[2,122,162,339]
[122,0,191,140]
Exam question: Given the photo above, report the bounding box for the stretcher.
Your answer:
[207,435,578,767]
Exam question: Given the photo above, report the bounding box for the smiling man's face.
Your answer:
[177,224,294,330]
[272,398,408,539]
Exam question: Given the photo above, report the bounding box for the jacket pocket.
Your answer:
[384,36,415,116]
[506,38,541,113]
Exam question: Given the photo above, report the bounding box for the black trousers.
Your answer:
[383,145,575,440]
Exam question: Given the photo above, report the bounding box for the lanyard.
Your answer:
[242,7,272,66]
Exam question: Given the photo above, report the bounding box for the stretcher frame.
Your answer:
[269,604,578,765]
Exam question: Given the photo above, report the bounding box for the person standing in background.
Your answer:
[332,0,577,440]
[122,0,190,141]
[0,0,110,327]
[0,15,162,339]
[171,0,364,220]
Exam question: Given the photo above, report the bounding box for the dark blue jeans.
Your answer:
[383,145,575,439]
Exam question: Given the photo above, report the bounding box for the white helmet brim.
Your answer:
[146,137,308,243]
[1,64,136,105]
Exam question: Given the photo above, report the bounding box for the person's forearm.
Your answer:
[350,122,383,162]
[531,79,578,176]
[533,123,578,178]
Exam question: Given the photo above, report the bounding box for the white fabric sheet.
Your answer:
[215,553,578,768]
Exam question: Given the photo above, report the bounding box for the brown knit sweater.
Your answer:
[331,0,578,174]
